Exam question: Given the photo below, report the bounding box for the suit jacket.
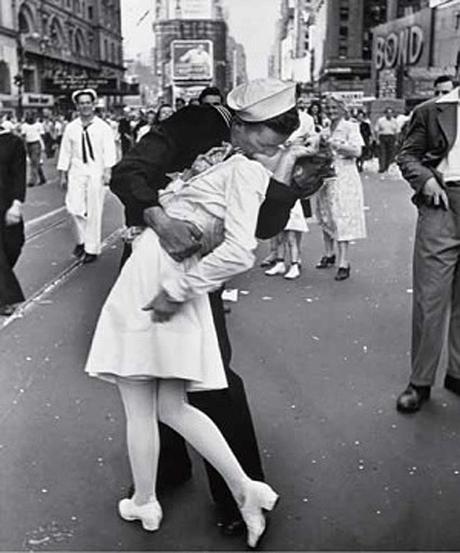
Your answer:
[397,90,458,203]
[0,130,26,213]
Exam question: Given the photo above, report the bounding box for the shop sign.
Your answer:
[373,9,432,71]
[171,40,213,81]
[22,93,55,107]
[43,77,119,95]
[331,91,364,105]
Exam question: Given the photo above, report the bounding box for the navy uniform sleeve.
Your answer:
[255,178,298,239]
[109,129,176,224]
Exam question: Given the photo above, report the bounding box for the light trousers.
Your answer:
[66,172,106,255]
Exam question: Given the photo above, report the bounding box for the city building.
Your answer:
[269,0,313,85]
[304,0,431,94]
[153,0,246,103]
[372,0,460,104]
[15,0,125,112]
[0,1,19,113]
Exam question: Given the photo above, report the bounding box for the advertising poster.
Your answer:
[171,40,213,81]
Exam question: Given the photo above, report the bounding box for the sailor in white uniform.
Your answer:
[57,88,117,263]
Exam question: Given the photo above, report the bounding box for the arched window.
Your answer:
[18,3,35,34]
[0,61,11,94]
[49,17,64,48]
[73,0,81,13]
[74,29,85,56]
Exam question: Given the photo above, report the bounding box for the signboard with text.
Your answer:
[167,0,213,19]
[171,40,213,81]
[43,77,139,96]
[373,8,432,71]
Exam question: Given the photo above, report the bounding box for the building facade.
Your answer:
[270,0,313,84]
[15,0,124,111]
[306,0,432,94]
[0,1,19,111]
[372,0,460,104]
[153,0,246,102]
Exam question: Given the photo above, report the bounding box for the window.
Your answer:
[339,25,348,58]
[0,62,11,94]
[339,0,349,20]
[88,5,93,19]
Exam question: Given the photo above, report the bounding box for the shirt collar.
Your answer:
[436,87,460,104]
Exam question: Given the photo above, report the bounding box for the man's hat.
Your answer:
[227,78,297,123]
[72,88,98,104]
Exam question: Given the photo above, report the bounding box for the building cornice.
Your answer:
[0,26,18,39]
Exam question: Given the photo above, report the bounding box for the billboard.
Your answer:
[171,40,213,81]
[373,8,432,71]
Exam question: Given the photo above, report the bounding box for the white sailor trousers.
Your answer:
[66,171,106,255]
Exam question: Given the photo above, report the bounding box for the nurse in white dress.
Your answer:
[84,79,304,548]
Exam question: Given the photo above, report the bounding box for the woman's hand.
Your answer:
[142,289,182,322]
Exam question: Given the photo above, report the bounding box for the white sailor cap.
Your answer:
[72,88,98,104]
[227,79,297,123]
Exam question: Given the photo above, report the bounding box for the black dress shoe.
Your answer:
[72,244,85,258]
[316,254,336,269]
[0,304,15,316]
[335,265,350,281]
[396,384,431,413]
[444,374,460,396]
[82,253,98,264]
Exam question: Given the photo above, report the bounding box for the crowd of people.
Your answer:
[1,72,459,549]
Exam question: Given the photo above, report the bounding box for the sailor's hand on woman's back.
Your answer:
[144,206,202,262]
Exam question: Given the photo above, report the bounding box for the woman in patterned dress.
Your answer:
[315,94,367,281]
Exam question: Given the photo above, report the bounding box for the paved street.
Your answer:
[1,164,460,551]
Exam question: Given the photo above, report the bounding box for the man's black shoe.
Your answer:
[82,253,98,264]
[72,244,85,258]
[396,384,431,413]
[444,374,460,396]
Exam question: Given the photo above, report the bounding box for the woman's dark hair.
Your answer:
[154,103,172,124]
[307,100,322,116]
[257,107,300,136]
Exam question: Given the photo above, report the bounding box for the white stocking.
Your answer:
[117,378,160,505]
[158,379,248,502]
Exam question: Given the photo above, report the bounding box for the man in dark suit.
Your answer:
[0,123,26,316]
[397,87,460,413]
[110,104,302,533]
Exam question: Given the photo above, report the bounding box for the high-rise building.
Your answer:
[309,0,387,93]
[153,0,245,102]
[271,0,313,83]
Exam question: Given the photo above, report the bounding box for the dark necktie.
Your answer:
[82,123,95,164]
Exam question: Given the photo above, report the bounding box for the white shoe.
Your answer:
[265,261,286,276]
[284,263,301,280]
[118,498,163,532]
[238,480,279,548]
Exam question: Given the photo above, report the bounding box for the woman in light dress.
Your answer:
[84,79,306,548]
[315,94,367,281]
